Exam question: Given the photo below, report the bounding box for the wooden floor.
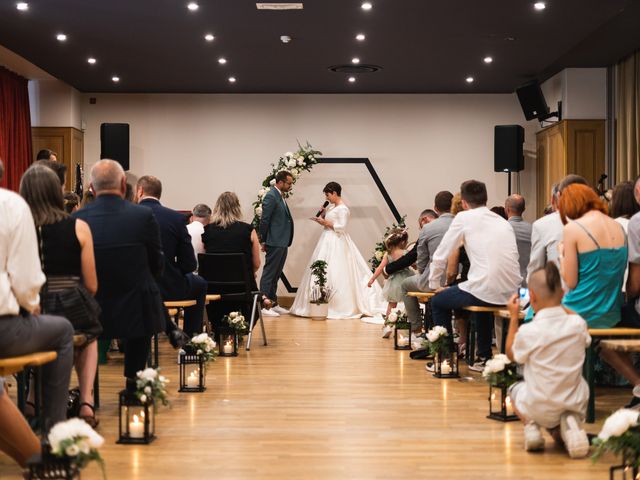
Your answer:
[0,316,627,479]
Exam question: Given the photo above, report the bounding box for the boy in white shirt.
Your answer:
[505,262,591,458]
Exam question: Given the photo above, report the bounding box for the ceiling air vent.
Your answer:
[256,3,303,10]
[329,64,382,74]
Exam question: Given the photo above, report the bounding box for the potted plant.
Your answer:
[309,260,331,319]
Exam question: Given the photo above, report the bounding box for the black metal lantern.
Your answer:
[179,351,206,392]
[25,442,80,480]
[610,453,639,480]
[394,322,412,350]
[218,331,239,357]
[117,389,156,444]
[487,384,518,422]
[433,350,459,378]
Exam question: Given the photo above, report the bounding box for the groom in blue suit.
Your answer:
[259,170,294,316]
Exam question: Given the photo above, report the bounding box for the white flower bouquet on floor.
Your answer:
[482,353,521,387]
[185,332,217,363]
[592,408,640,467]
[136,367,170,406]
[48,418,105,477]
[383,307,408,327]
[221,311,248,333]
[423,326,450,356]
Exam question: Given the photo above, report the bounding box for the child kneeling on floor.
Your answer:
[505,262,591,458]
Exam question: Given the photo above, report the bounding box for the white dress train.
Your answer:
[290,203,386,320]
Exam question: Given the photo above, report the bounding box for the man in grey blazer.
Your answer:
[505,194,532,287]
[401,191,454,332]
[259,170,294,316]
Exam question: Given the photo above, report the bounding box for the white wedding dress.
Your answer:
[290,203,386,320]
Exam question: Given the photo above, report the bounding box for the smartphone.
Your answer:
[518,287,530,310]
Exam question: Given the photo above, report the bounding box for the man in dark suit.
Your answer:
[136,175,207,335]
[74,159,166,389]
[259,170,294,316]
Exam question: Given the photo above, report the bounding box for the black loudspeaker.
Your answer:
[100,123,130,170]
[494,125,524,172]
[515,81,550,121]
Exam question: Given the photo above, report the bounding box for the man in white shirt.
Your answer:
[187,203,211,259]
[429,180,521,369]
[0,159,74,431]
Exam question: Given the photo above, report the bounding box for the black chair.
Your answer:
[198,253,267,351]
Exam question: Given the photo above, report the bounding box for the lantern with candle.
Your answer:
[424,325,459,378]
[482,354,520,422]
[218,311,247,357]
[179,333,216,392]
[384,308,411,351]
[591,408,640,479]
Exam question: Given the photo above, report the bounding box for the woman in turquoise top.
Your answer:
[558,183,640,405]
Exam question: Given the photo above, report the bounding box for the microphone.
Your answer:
[315,201,329,217]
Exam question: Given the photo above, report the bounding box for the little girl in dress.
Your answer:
[367,229,413,319]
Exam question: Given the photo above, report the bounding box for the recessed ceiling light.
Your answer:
[204,33,214,41]
[56,33,67,42]
[112,76,120,83]
[466,76,475,83]
[483,56,493,64]
[87,57,97,65]
[256,3,303,10]
[16,2,28,11]
[228,76,236,83]
[348,76,356,83]
[187,2,199,11]
[361,2,372,10]
[351,57,360,64]
[356,33,366,41]
[534,2,546,10]
[218,57,227,65]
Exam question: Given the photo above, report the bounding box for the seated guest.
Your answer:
[0,378,40,467]
[37,159,66,188]
[505,194,532,287]
[36,148,57,162]
[74,160,166,391]
[63,192,80,214]
[136,175,207,336]
[490,205,507,220]
[610,181,639,292]
[401,192,454,333]
[429,180,521,371]
[20,164,100,427]
[80,189,95,208]
[558,184,637,403]
[384,209,437,278]
[0,159,73,432]
[505,263,590,458]
[187,203,212,259]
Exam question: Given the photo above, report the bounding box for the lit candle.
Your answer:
[505,395,514,416]
[187,370,198,388]
[223,341,233,354]
[129,414,144,438]
[441,360,452,375]
[490,391,500,412]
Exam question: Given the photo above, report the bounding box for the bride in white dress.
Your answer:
[290,181,386,319]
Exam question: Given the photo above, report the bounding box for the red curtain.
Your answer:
[0,66,32,191]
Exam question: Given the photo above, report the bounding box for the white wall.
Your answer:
[81,93,537,292]
[541,68,607,120]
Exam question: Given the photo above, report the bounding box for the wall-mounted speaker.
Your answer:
[100,123,130,170]
[494,125,524,172]
[515,81,550,121]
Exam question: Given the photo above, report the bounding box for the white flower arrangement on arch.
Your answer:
[251,142,322,232]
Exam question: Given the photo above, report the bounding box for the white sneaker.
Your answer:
[560,412,589,458]
[272,305,290,315]
[425,361,435,373]
[261,308,280,317]
[381,325,393,338]
[523,422,545,452]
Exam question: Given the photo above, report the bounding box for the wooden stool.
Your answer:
[0,351,57,431]
[462,305,505,366]
[600,339,640,352]
[493,310,525,353]
[407,291,436,330]
[584,328,640,423]
[148,300,198,368]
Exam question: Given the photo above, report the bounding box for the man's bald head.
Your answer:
[505,194,525,217]
[529,262,563,309]
[90,159,126,195]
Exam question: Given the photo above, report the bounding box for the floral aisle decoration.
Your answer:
[117,367,169,444]
[368,216,407,272]
[25,418,105,480]
[482,354,521,421]
[252,142,322,231]
[218,311,247,357]
[423,326,459,378]
[592,408,640,478]
[384,307,411,351]
[180,333,217,392]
